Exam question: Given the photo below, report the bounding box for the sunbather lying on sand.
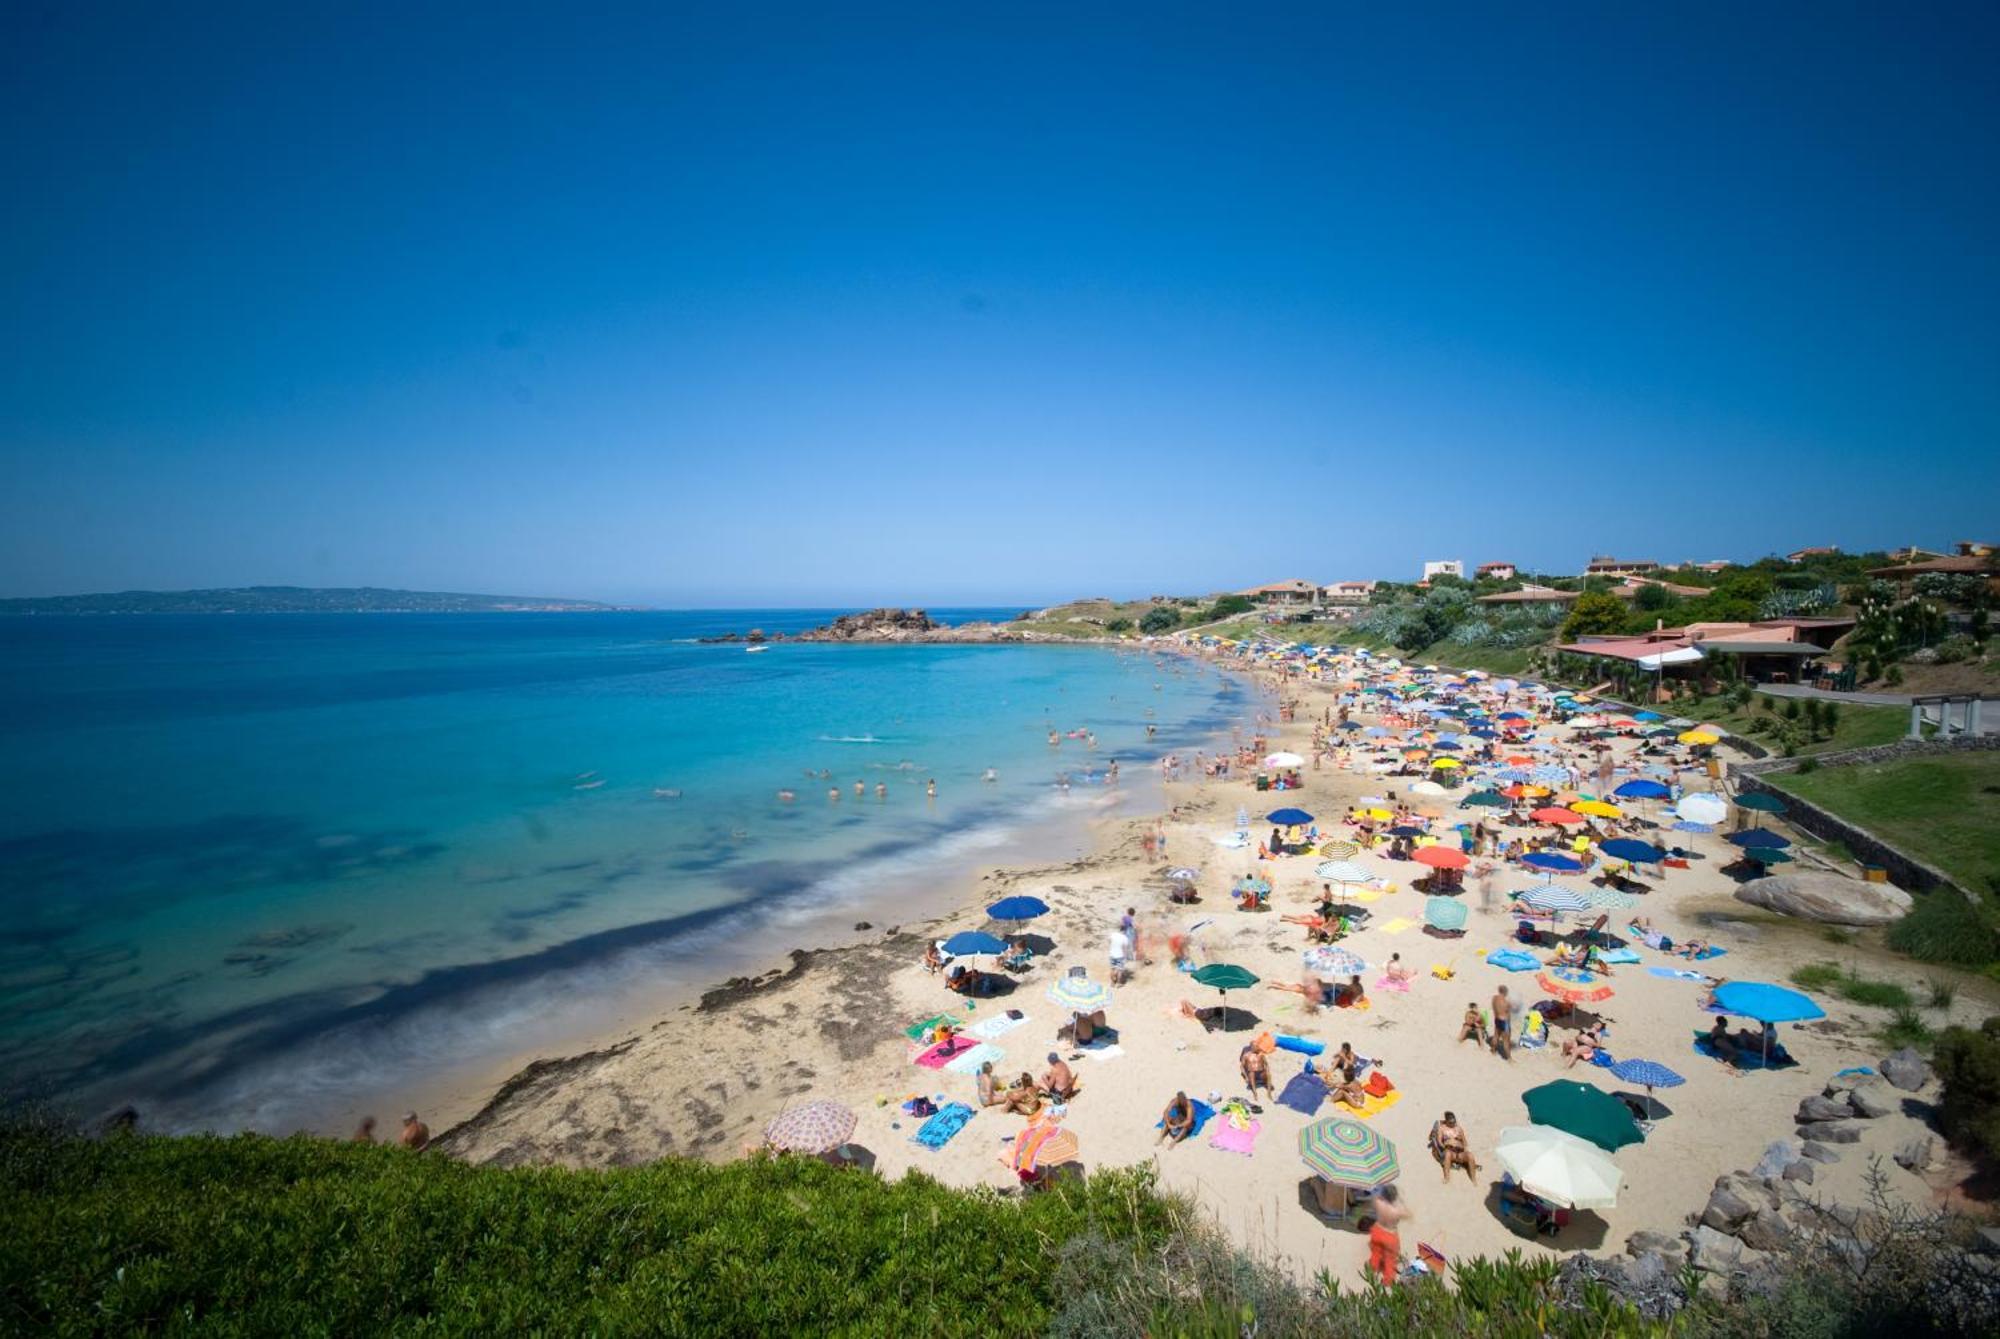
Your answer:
[1000,1072,1042,1115]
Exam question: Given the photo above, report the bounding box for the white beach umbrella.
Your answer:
[1676,793,1728,826]
[1315,860,1372,885]
[1264,752,1305,768]
[1494,1124,1623,1210]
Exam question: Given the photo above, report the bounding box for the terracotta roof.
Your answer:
[1870,555,1998,577]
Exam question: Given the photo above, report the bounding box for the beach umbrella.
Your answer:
[1537,966,1615,1005]
[1462,790,1508,808]
[1431,756,1463,769]
[1424,896,1469,932]
[1522,852,1584,874]
[1265,752,1305,768]
[1714,982,1825,1024]
[941,930,1009,957]
[986,895,1050,923]
[1608,1059,1685,1116]
[1266,807,1315,826]
[1408,780,1448,796]
[1676,793,1728,825]
[1012,1122,1080,1174]
[1192,962,1259,1028]
[1494,1125,1624,1210]
[764,1100,857,1155]
[1727,829,1791,849]
[1599,839,1664,864]
[1742,847,1793,865]
[1363,726,1392,737]
[1487,948,1540,972]
[1520,883,1591,914]
[1531,765,1573,785]
[1299,1117,1400,1188]
[1572,800,1622,819]
[1678,730,1719,745]
[1612,780,1670,800]
[1387,824,1427,838]
[1523,1080,1644,1151]
[1531,807,1584,825]
[1304,945,1368,976]
[1315,860,1372,885]
[1672,820,1716,834]
[1165,866,1201,881]
[1047,974,1114,1013]
[1736,792,1787,814]
[1414,846,1468,870]
[1586,885,1639,912]
[1316,840,1360,861]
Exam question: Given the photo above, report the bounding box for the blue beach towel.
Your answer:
[1276,1072,1325,1116]
[1693,1032,1796,1070]
[1600,947,1641,965]
[1487,949,1539,972]
[1648,966,1709,981]
[1155,1099,1217,1137]
[912,1101,976,1150]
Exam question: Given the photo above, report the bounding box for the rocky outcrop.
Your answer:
[797,608,943,640]
[1733,872,1913,926]
[1881,1047,1933,1092]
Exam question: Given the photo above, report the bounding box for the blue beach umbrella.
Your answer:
[1672,820,1716,835]
[1520,884,1591,914]
[1727,829,1791,849]
[1609,1059,1684,1091]
[1613,780,1671,800]
[1714,981,1826,1024]
[1522,852,1584,874]
[1599,839,1665,864]
[942,930,1009,958]
[1266,807,1315,826]
[986,895,1050,922]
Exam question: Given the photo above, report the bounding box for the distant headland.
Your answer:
[0,586,625,615]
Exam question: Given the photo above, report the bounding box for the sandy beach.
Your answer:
[431,647,1976,1278]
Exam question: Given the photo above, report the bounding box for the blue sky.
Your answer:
[4,4,1996,605]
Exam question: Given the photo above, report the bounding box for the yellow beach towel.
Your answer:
[1345,1089,1403,1120]
[1379,917,1416,935]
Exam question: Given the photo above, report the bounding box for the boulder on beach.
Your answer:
[1733,872,1913,927]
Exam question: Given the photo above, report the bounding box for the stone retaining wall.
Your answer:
[1731,738,1997,901]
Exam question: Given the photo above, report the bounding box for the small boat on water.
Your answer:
[746,645,769,654]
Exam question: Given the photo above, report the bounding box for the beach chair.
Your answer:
[1497,1175,1567,1237]
[999,943,1033,973]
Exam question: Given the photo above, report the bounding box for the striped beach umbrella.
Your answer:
[1304,945,1368,976]
[1012,1122,1080,1173]
[1047,974,1113,1013]
[1586,885,1639,913]
[1520,883,1591,914]
[1424,896,1469,932]
[1299,1117,1400,1188]
[1316,840,1360,861]
[1315,860,1371,885]
[764,1100,857,1154]
[1537,966,1615,1005]
[1166,866,1201,881]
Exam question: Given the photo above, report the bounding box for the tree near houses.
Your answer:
[1560,591,1628,640]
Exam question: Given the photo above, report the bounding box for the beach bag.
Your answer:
[1364,1071,1394,1098]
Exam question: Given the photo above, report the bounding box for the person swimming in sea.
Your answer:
[777,789,795,802]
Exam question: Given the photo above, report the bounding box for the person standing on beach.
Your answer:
[352,1115,377,1143]
[1490,986,1513,1059]
[399,1112,430,1150]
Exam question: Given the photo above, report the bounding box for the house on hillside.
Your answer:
[1558,617,1858,687]
[1868,553,2000,596]
[1474,585,1579,607]
[1238,579,1321,608]
[1956,540,1996,558]
[1884,546,1945,564]
[1584,556,1659,578]
[1320,580,1377,606]
[1421,559,1464,582]
[1476,561,1517,581]
[1785,546,1840,563]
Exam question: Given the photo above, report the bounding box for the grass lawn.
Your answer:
[1660,691,1909,756]
[1771,750,2000,898]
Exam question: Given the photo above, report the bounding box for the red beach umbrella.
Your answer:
[1413,846,1469,870]
[1532,807,1585,825]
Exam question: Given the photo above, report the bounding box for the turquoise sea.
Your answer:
[0,612,1247,1130]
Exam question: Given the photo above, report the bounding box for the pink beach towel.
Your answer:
[1373,975,1411,993]
[914,1036,979,1070]
[1208,1118,1262,1156]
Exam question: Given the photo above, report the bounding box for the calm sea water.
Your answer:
[0,612,1246,1129]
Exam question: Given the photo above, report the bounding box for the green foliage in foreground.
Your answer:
[1935,1017,2000,1167]
[7,1124,1997,1337]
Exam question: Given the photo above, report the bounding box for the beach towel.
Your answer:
[1379,917,1416,935]
[967,1012,1028,1041]
[914,1036,981,1070]
[1341,1088,1403,1120]
[1693,1032,1797,1070]
[1374,974,1412,993]
[911,1101,976,1150]
[1600,947,1641,965]
[1155,1098,1217,1138]
[904,1013,959,1042]
[1208,1118,1262,1156]
[1487,949,1539,972]
[1276,1071,1325,1116]
[943,1042,1003,1075]
[1350,888,1385,903]
[1647,966,1709,982]
[1081,1043,1126,1063]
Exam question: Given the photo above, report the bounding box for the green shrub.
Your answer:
[1791,961,1845,991]
[1104,617,1132,633]
[1843,974,1915,1010]
[1934,1017,2000,1165]
[1880,1005,1935,1051]
[1926,976,1958,1010]
[1139,606,1180,634]
[1888,891,2000,969]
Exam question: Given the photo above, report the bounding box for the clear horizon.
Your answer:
[5,6,1996,605]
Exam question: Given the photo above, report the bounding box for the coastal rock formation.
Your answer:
[1733,872,1913,926]
[800,608,942,641]
[1881,1047,1933,1091]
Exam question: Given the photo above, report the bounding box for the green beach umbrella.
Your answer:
[1462,790,1508,808]
[1192,962,1260,1029]
[1736,792,1787,814]
[1299,1116,1399,1188]
[1424,896,1469,932]
[1522,1080,1644,1151]
[1743,846,1794,865]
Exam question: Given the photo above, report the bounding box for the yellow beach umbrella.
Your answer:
[1678,730,1718,745]
[1573,799,1621,819]
[1431,757,1462,770]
